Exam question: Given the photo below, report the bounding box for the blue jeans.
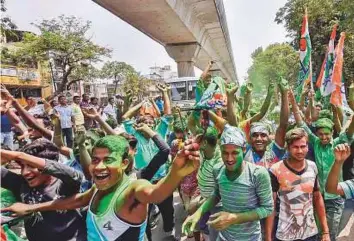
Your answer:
[338,198,354,235]
[0,132,13,150]
[62,128,73,148]
[325,197,345,241]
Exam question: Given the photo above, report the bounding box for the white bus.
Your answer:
[164,77,198,109]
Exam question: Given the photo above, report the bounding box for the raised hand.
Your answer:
[246,82,253,93]
[156,83,168,93]
[133,123,155,138]
[288,89,296,104]
[226,83,238,97]
[278,78,289,93]
[74,131,86,146]
[268,82,275,95]
[171,138,200,178]
[334,144,351,164]
[308,89,315,98]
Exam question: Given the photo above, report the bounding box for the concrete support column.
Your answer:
[165,42,200,77]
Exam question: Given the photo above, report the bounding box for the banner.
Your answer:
[295,8,312,102]
[316,24,337,96]
[195,76,227,109]
[330,32,346,106]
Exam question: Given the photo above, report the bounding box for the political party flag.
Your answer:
[295,8,312,102]
[330,32,346,106]
[195,76,227,109]
[316,24,337,96]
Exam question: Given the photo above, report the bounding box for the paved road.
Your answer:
[152,192,354,241]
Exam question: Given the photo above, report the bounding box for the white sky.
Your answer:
[6,0,288,83]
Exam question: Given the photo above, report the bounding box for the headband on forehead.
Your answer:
[250,122,270,136]
[220,124,246,147]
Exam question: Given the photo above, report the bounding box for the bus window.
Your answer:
[171,82,186,101]
[8,88,22,98]
[187,80,197,100]
[22,88,41,98]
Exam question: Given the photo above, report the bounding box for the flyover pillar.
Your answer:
[165,42,200,77]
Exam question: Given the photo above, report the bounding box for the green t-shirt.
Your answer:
[300,123,353,200]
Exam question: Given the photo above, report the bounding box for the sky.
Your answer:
[6,0,288,83]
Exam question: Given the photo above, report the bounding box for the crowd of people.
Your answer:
[0,62,353,241]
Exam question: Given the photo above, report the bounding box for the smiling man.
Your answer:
[289,90,354,241]
[182,124,273,241]
[0,138,87,241]
[243,80,289,169]
[3,135,200,241]
[266,128,330,241]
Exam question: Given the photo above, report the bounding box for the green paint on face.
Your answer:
[231,149,244,172]
[104,152,123,167]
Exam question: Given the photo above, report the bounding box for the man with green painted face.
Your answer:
[183,124,274,241]
[289,90,354,241]
[3,135,201,241]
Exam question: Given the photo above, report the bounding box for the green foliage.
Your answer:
[101,61,137,95]
[3,15,111,94]
[247,43,298,92]
[122,73,153,99]
[275,0,354,84]
[101,61,137,80]
[0,0,17,42]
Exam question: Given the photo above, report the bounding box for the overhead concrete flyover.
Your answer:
[93,0,238,83]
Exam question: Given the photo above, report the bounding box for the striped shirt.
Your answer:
[197,147,222,198]
[213,161,273,241]
[339,179,354,200]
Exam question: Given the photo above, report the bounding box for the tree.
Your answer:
[121,73,154,100]
[275,0,354,85]
[100,61,137,94]
[247,43,298,92]
[5,15,111,94]
[0,0,17,42]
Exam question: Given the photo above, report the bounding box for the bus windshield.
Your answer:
[170,81,187,101]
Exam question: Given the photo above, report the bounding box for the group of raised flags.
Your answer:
[296,8,349,108]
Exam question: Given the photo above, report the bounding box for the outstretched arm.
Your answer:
[209,110,227,132]
[288,90,304,126]
[308,90,319,122]
[0,87,52,139]
[274,80,289,147]
[240,83,252,120]
[332,105,342,134]
[327,144,352,197]
[226,84,238,127]
[134,139,200,204]
[82,107,117,135]
[1,188,95,217]
[250,83,274,123]
[200,61,213,81]
[157,84,171,116]
[122,101,143,120]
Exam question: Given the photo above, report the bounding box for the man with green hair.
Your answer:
[289,90,354,241]
[3,135,201,241]
[183,124,274,241]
